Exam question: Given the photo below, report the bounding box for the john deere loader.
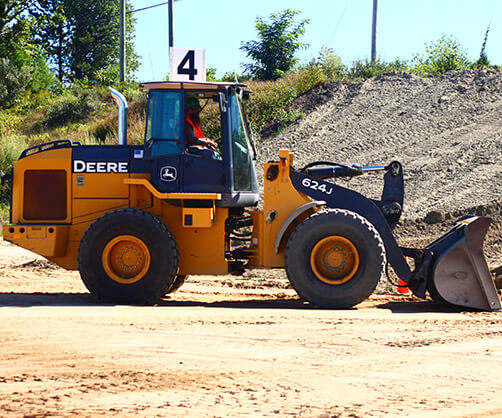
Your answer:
[2,81,500,311]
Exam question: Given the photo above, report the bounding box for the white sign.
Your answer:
[170,48,206,82]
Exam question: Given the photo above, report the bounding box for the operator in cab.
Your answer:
[185,97,221,159]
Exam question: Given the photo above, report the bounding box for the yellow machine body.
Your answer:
[3,148,310,275]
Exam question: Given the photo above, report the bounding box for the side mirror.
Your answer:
[218,92,227,113]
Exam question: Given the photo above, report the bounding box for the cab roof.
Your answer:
[141,80,248,92]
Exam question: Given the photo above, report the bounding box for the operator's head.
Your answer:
[186,97,201,113]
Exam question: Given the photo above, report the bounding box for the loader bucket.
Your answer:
[427,216,501,311]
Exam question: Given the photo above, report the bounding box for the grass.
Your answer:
[0,201,8,230]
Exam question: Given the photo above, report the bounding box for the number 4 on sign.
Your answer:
[169,48,206,82]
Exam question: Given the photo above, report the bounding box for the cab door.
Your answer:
[143,89,184,192]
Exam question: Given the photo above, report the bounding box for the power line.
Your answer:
[121,0,182,80]
[327,0,350,47]
[127,1,180,15]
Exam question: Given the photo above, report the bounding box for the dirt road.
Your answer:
[0,239,501,417]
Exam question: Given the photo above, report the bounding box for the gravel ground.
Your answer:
[0,240,501,417]
[257,69,502,220]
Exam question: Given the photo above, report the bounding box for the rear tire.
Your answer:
[285,209,385,308]
[78,208,179,304]
[165,274,188,294]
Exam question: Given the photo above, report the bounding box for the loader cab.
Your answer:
[142,81,259,207]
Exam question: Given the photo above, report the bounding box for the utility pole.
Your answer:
[168,0,174,50]
[371,0,378,62]
[119,0,126,81]
[121,1,180,81]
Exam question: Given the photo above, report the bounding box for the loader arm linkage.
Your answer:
[290,162,500,312]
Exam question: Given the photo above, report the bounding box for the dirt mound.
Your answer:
[257,69,502,220]
[12,259,60,271]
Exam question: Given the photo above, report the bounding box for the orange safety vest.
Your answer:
[186,116,204,138]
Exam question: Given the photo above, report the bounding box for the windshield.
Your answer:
[229,90,252,191]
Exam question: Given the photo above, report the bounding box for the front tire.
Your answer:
[78,209,179,304]
[285,209,385,308]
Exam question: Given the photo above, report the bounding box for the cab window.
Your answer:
[229,91,252,191]
[145,90,183,157]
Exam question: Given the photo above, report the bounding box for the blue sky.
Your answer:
[130,0,502,81]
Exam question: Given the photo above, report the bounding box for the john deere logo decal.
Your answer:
[73,160,128,173]
[160,166,177,182]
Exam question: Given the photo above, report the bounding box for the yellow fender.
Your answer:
[274,201,325,253]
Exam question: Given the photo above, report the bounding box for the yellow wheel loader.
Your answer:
[2,81,500,311]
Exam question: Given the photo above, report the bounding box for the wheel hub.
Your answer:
[310,236,359,285]
[102,235,151,284]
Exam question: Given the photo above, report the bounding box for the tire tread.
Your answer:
[78,208,179,304]
[285,208,386,308]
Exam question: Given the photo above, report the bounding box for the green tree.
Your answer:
[0,0,33,61]
[67,0,138,83]
[0,57,30,107]
[34,0,71,82]
[240,9,309,80]
[0,1,56,104]
[35,0,139,83]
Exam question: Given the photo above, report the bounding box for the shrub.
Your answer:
[0,134,29,203]
[241,63,337,136]
[311,47,346,81]
[44,87,98,127]
[473,26,490,69]
[0,58,31,108]
[0,201,9,227]
[245,81,296,134]
[412,35,469,77]
[274,108,305,130]
[349,58,408,81]
[91,93,146,144]
[0,134,28,173]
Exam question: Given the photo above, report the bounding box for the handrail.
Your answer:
[124,178,221,200]
[19,140,81,159]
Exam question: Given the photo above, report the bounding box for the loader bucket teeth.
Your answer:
[430,217,501,311]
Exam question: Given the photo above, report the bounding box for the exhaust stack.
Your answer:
[109,87,128,145]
